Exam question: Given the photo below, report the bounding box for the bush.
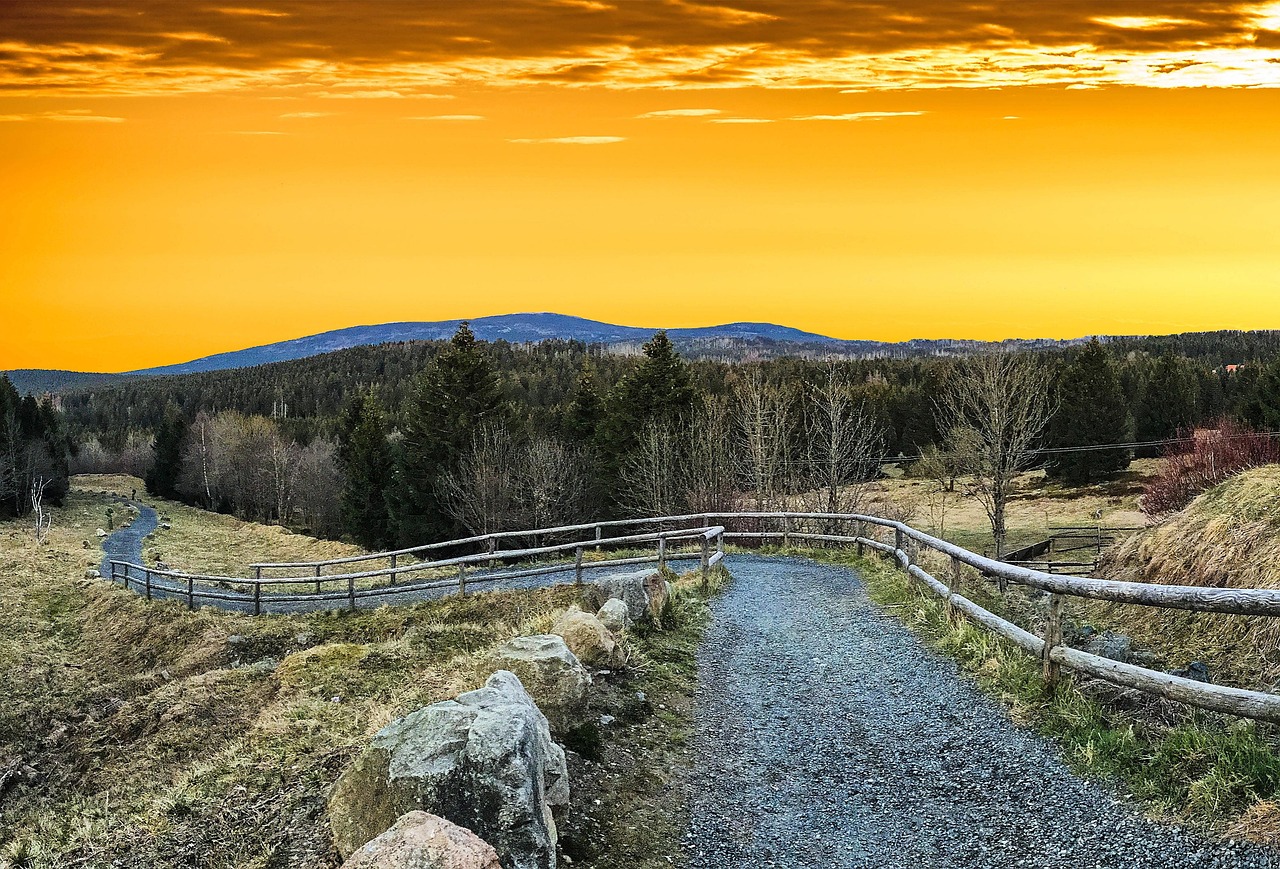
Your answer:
[1141,419,1280,516]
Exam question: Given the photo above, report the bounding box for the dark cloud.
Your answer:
[0,0,1277,94]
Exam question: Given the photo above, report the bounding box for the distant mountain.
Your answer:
[126,313,848,377]
[6,311,1104,395]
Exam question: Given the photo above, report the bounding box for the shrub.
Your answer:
[1141,419,1280,516]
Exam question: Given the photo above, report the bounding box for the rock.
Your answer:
[595,599,631,635]
[159,522,172,530]
[589,570,669,626]
[340,812,501,869]
[1169,661,1211,683]
[329,670,568,869]
[95,528,107,538]
[551,607,623,667]
[488,635,592,732]
[1082,630,1132,663]
[84,568,101,580]
[1076,678,1146,711]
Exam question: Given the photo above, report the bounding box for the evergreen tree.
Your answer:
[1046,340,1132,484]
[1136,352,1199,443]
[145,404,187,499]
[391,323,505,544]
[337,390,395,549]
[1244,359,1280,431]
[563,362,603,443]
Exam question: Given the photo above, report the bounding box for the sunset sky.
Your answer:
[3,1,1280,371]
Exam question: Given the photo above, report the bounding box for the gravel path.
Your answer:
[685,554,1276,869]
[99,498,159,579]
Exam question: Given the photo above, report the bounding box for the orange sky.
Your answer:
[3,1,1280,371]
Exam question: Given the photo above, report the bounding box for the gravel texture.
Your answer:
[684,554,1277,869]
[99,497,158,578]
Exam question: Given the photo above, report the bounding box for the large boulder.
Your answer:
[589,570,669,626]
[595,599,631,636]
[551,607,622,667]
[487,636,591,732]
[329,671,568,869]
[340,811,501,869]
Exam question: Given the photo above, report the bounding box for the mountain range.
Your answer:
[6,312,1094,394]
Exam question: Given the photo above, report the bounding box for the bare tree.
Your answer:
[683,396,737,514]
[439,423,520,535]
[935,353,1055,556]
[518,436,590,531]
[30,476,52,543]
[913,444,962,537]
[735,368,794,512]
[620,420,682,517]
[802,364,884,519]
[267,426,300,524]
[293,438,343,536]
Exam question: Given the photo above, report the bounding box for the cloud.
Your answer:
[279,111,334,118]
[1,1,1279,96]
[406,114,486,120]
[791,111,926,121]
[709,117,774,123]
[0,109,124,123]
[636,108,721,118]
[1002,115,1021,120]
[316,90,454,99]
[508,135,625,144]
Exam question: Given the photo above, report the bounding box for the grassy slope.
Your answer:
[1101,464,1280,687]
[0,482,717,869]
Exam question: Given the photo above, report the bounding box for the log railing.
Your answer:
[108,509,1280,723]
[108,524,726,615]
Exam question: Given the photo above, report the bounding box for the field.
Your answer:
[0,481,718,868]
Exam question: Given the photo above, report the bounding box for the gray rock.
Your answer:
[1082,630,1132,663]
[551,606,623,667]
[339,811,502,869]
[589,569,669,626]
[488,635,592,733]
[329,670,568,869]
[596,598,632,635]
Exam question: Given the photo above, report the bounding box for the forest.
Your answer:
[10,326,1280,551]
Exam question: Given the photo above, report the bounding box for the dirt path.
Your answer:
[99,498,159,579]
[684,554,1274,869]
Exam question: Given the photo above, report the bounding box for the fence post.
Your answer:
[701,535,711,591]
[487,536,496,568]
[254,580,261,616]
[575,546,584,585]
[948,555,962,623]
[144,569,152,601]
[658,534,667,571]
[717,530,724,556]
[895,527,906,569]
[458,563,467,596]
[594,524,602,552]
[255,565,262,582]
[315,564,322,594]
[186,575,194,611]
[1042,593,1064,689]
[348,575,356,611]
[389,553,398,586]
[783,516,792,549]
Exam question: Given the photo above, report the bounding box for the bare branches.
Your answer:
[802,364,884,517]
[736,368,793,512]
[30,477,51,543]
[935,353,1055,556]
[619,420,682,518]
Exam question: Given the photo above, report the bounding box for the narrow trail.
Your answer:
[684,555,1275,869]
[99,499,159,579]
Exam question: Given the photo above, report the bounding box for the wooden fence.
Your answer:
[109,510,1280,723]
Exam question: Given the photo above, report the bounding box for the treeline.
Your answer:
[0,375,72,518]
[55,324,1280,549]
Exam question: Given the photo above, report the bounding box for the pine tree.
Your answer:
[1046,340,1132,484]
[596,331,696,494]
[337,390,395,549]
[145,405,187,499]
[391,323,506,544]
[1136,352,1199,443]
[1245,359,1280,431]
[563,362,602,443]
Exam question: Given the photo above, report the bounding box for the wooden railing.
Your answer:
[108,509,1280,723]
[108,524,726,615]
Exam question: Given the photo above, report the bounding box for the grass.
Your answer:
[0,481,724,868]
[798,545,1280,842]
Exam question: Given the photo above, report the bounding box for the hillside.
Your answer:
[1099,465,1280,685]
[0,478,710,868]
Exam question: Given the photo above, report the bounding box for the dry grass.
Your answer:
[1099,464,1280,687]
[0,486,714,869]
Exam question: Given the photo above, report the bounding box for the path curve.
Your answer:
[684,554,1274,869]
[99,498,159,579]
